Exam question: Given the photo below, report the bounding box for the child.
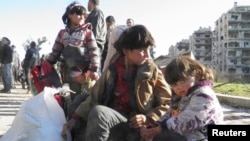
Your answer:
[140,56,224,141]
[62,24,172,141]
[46,1,100,99]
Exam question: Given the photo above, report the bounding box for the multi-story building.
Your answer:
[213,4,250,76]
[168,39,190,57]
[190,27,213,67]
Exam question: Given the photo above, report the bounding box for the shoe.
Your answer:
[27,88,31,94]
[0,89,6,93]
[21,82,25,89]
[0,89,11,93]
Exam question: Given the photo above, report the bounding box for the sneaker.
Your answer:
[21,82,25,89]
[27,88,31,94]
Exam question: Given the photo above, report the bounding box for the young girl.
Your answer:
[46,1,100,99]
[140,56,224,141]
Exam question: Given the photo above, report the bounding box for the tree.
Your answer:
[23,36,48,51]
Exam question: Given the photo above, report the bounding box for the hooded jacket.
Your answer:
[159,80,224,141]
[47,23,99,72]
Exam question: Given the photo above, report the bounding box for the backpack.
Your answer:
[30,61,62,95]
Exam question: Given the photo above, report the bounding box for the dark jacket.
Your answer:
[0,44,13,64]
[85,7,107,49]
[23,47,40,68]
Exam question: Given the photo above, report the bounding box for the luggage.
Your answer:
[30,61,71,117]
[0,87,72,141]
[30,61,62,95]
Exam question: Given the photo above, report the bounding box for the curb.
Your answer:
[216,93,250,109]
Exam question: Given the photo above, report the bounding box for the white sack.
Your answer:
[0,87,71,141]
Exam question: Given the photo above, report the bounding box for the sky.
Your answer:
[1,0,250,60]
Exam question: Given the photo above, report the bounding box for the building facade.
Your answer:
[190,27,213,67]
[169,39,190,57]
[213,5,250,76]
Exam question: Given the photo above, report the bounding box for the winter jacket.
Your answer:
[160,80,224,141]
[85,7,107,49]
[23,47,39,68]
[75,54,172,121]
[0,44,13,64]
[47,23,100,72]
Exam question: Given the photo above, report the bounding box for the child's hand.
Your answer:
[140,125,162,139]
[129,114,147,128]
[86,70,99,80]
[61,119,77,139]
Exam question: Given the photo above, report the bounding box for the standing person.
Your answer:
[0,37,13,93]
[46,1,100,100]
[22,41,40,93]
[40,54,46,63]
[62,25,172,141]
[101,15,116,71]
[85,0,107,73]
[126,18,134,27]
[0,40,3,83]
[140,56,224,141]
[102,25,126,72]
[11,45,21,88]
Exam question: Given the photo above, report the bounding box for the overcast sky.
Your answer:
[1,0,250,59]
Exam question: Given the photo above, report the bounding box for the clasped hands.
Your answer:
[129,114,162,139]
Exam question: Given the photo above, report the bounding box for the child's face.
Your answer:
[69,13,85,26]
[123,46,151,66]
[170,76,195,96]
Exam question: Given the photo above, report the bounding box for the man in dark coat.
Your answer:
[22,41,40,92]
[0,37,13,93]
[85,0,107,73]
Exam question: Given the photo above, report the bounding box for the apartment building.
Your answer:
[190,27,213,67]
[168,39,190,57]
[168,27,212,67]
[213,4,250,76]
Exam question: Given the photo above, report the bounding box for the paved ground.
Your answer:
[0,83,32,138]
[0,83,250,139]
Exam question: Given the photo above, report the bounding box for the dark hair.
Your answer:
[2,37,11,45]
[89,0,99,5]
[126,18,134,22]
[62,1,87,26]
[106,15,115,24]
[164,56,214,85]
[126,18,134,25]
[30,41,36,48]
[114,25,155,55]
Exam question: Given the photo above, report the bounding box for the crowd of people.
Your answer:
[0,37,47,93]
[0,0,224,141]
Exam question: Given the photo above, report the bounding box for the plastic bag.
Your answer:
[0,87,71,141]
